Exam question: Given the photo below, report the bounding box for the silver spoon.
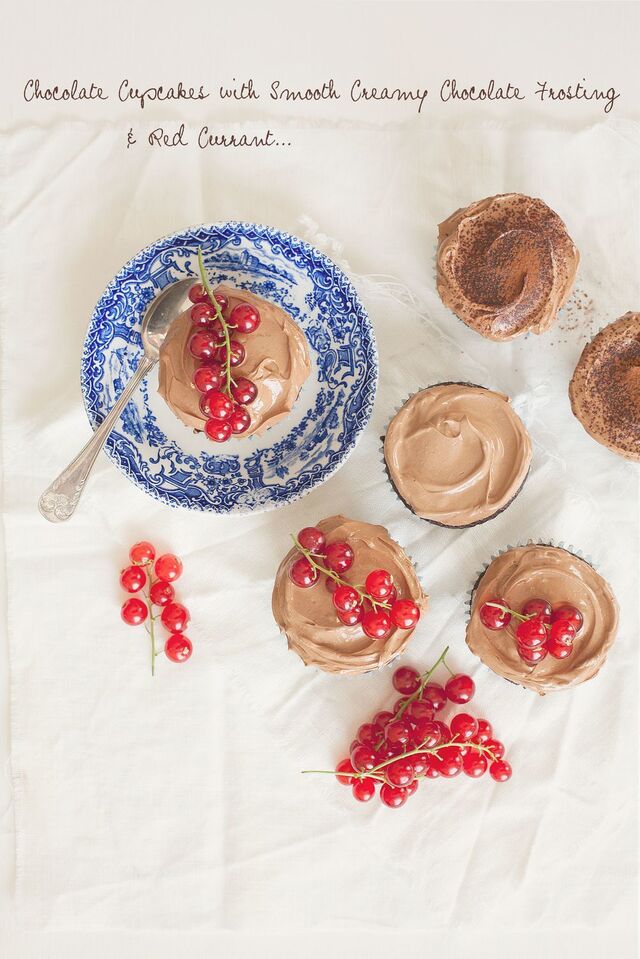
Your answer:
[39,277,194,523]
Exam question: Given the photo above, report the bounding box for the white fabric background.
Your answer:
[1,3,639,957]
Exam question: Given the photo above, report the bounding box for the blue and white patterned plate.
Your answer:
[80,222,378,513]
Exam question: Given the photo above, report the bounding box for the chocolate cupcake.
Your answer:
[272,515,428,675]
[466,544,618,694]
[569,311,640,462]
[437,193,579,341]
[383,383,532,528]
[158,283,311,437]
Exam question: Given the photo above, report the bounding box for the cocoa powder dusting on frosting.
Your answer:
[437,193,579,341]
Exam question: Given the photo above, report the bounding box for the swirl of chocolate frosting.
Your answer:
[384,384,532,527]
[272,516,428,674]
[158,284,311,437]
[569,312,640,462]
[466,545,618,694]
[437,194,579,341]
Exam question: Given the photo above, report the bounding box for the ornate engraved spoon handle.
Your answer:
[38,356,155,523]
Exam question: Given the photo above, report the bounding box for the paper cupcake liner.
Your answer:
[276,521,427,677]
[381,382,531,529]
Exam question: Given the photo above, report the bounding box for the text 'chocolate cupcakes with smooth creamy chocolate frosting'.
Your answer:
[569,311,640,462]
[272,516,428,675]
[437,194,579,341]
[383,384,532,528]
[466,544,618,694]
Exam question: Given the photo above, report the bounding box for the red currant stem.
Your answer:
[139,579,156,676]
[197,247,233,398]
[301,740,499,780]
[290,535,391,611]
[394,645,450,722]
[484,601,529,623]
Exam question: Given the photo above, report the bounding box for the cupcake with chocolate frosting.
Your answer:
[437,193,579,341]
[383,383,532,528]
[569,311,640,462]
[466,544,618,694]
[158,283,311,438]
[272,516,428,675]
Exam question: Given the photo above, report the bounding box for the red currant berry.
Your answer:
[546,637,574,659]
[410,752,430,776]
[154,553,183,583]
[121,597,148,626]
[450,713,479,742]
[385,719,412,747]
[377,742,403,761]
[188,283,208,304]
[149,580,175,607]
[393,696,410,715]
[188,331,217,361]
[362,609,392,640]
[421,683,447,712]
[431,746,463,778]
[350,745,377,772]
[288,556,318,588]
[385,759,415,788]
[205,418,232,442]
[522,598,552,622]
[333,585,360,613]
[552,604,583,634]
[548,619,576,647]
[164,633,193,663]
[231,377,258,405]
[210,319,227,345]
[337,604,363,626]
[364,568,394,601]
[474,719,492,744]
[297,526,326,554]
[193,362,224,393]
[423,761,440,780]
[120,565,146,593]
[324,577,338,594]
[229,302,261,334]
[389,599,420,630]
[228,406,251,434]
[444,673,475,704]
[489,760,512,782]
[129,541,155,565]
[357,723,378,748]
[217,340,245,368]
[373,710,394,732]
[434,720,451,741]
[412,719,441,749]
[380,783,408,808]
[206,391,234,421]
[335,758,355,785]
[479,597,511,630]
[161,602,190,633]
[517,643,548,664]
[324,541,354,574]
[387,586,398,605]
[405,780,419,797]
[405,700,434,724]
[190,302,216,326]
[485,739,505,761]
[392,666,421,695]
[213,292,228,313]
[462,751,488,778]
[352,778,376,803]
[516,616,548,649]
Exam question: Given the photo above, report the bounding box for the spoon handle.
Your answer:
[39,356,155,523]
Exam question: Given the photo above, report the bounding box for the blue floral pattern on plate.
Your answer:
[80,222,378,513]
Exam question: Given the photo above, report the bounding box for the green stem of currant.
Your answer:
[197,247,233,398]
[290,535,391,611]
[301,741,499,780]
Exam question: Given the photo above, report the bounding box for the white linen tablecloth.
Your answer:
[1,113,638,951]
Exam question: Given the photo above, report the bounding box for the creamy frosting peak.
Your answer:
[158,284,311,438]
[569,311,640,462]
[272,516,428,675]
[384,384,532,527]
[437,193,579,341]
[466,545,618,694]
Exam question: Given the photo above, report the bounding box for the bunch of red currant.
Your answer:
[288,525,421,641]
[120,541,192,674]
[478,596,584,664]
[188,249,261,443]
[303,647,511,807]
